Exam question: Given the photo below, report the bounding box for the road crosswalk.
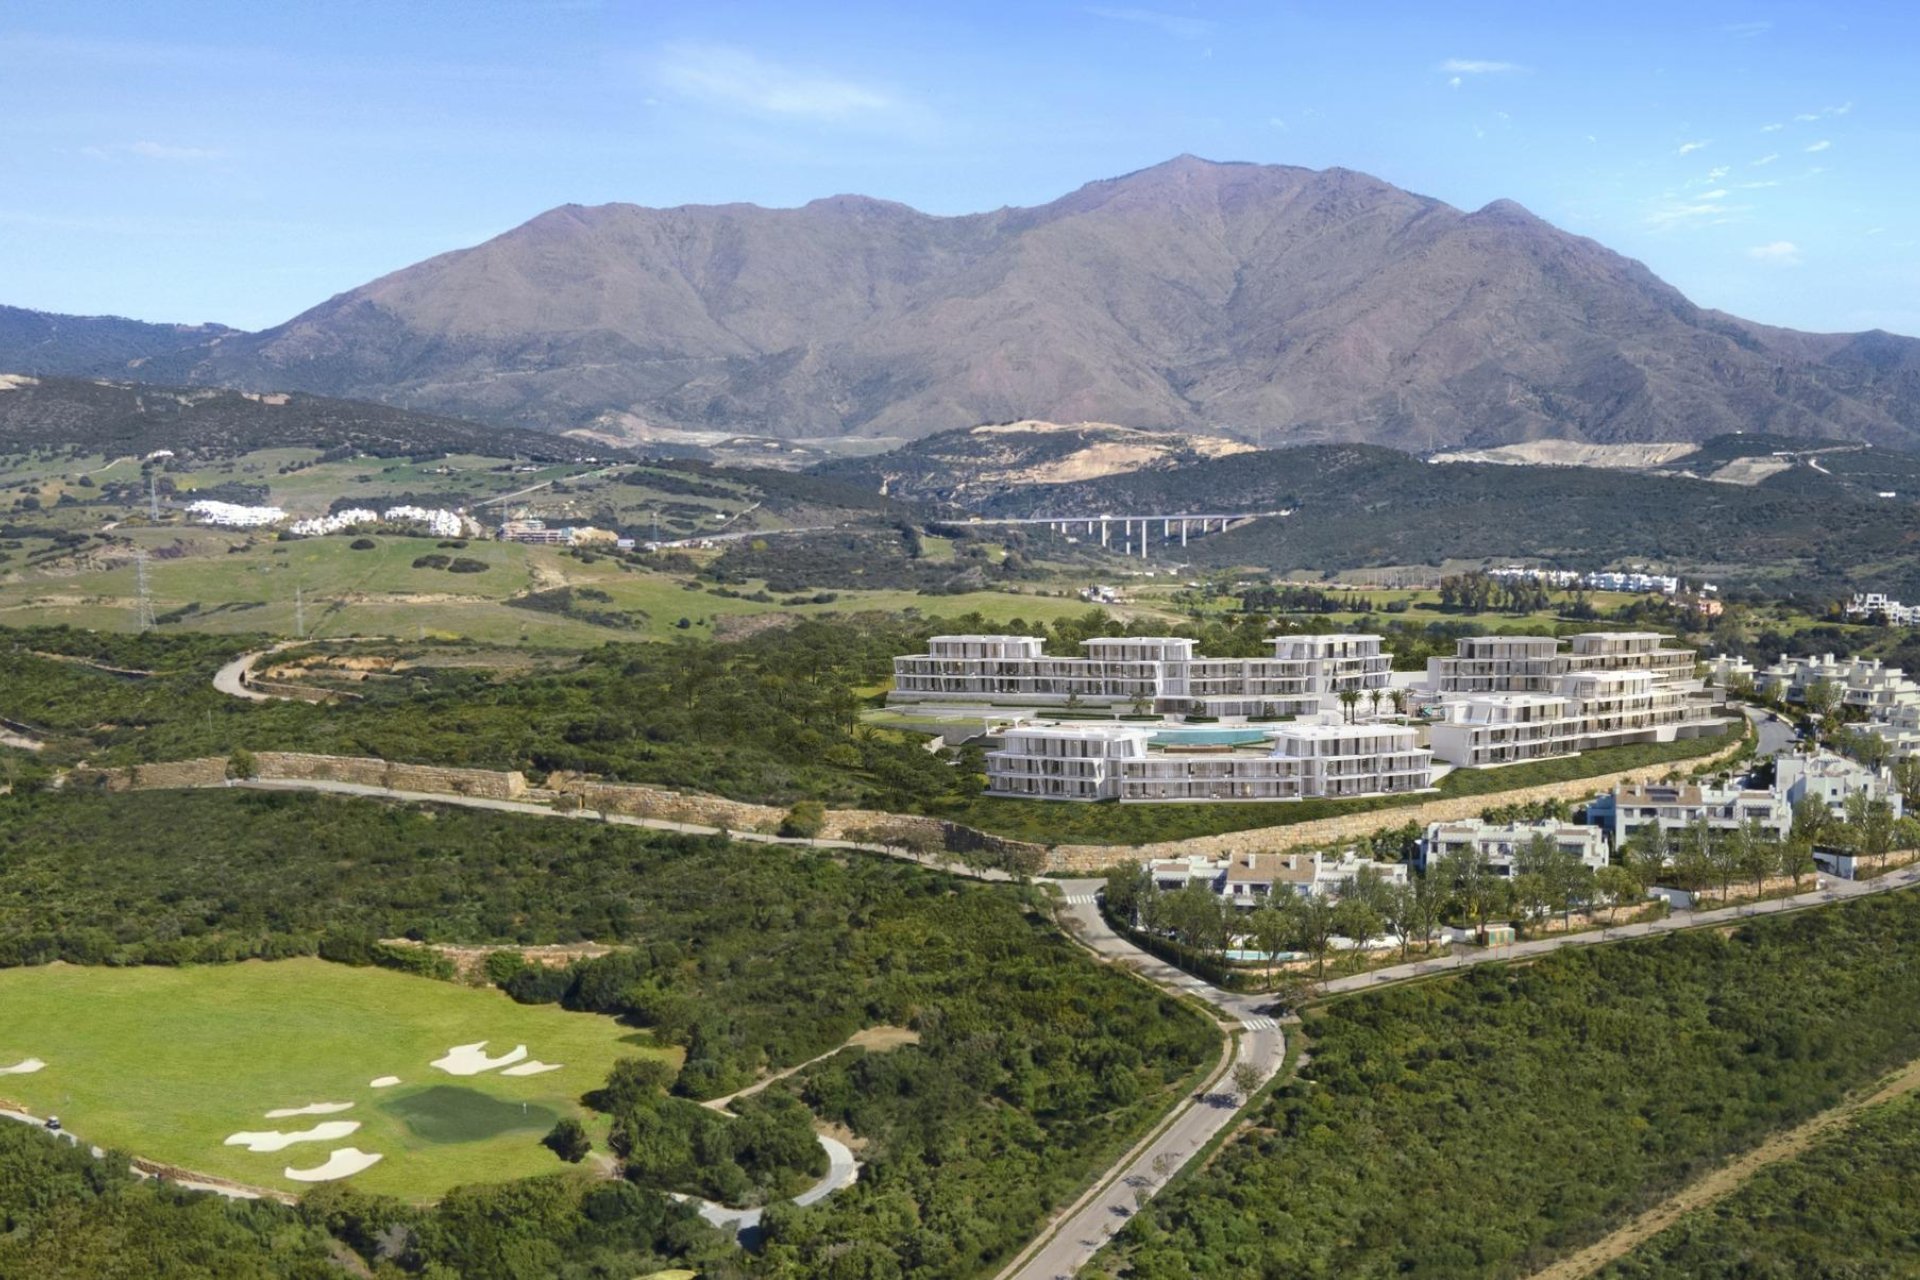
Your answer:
[1240,1016,1279,1031]
[1063,892,1099,905]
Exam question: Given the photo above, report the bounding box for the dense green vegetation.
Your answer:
[1599,1091,1920,1279]
[0,1121,729,1279]
[1098,889,1920,1279]
[952,441,1920,598]
[0,374,596,461]
[0,787,1217,1277]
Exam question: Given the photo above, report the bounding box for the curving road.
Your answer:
[679,1133,860,1235]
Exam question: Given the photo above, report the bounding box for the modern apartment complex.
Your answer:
[1148,850,1408,904]
[1776,751,1905,821]
[984,721,1434,803]
[1593,781,1793,847]
[1754,653,1920,715]
[1867,703,1920,760]
[1424,633,1723,768]
[890,633,1391,717]
[1417,818,1608,875]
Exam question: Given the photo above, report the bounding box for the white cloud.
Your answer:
[1440,58,1524,76]
[1267,116,1288,130]
[1794,103,1853,122]
[1760,122,1783,132]
[1448,76,1462,89]
[1752,153,1779,166]
[1646,197,1742,228]
[1723,20,1772,37]
[1697,189,1730,199]
[1706,166,1729,180]
[82,140,226,162]
[1747,240,1801,264]
[655,43,893,120]
[1677,139,1710,155]
[1737,180,1780,189]
[1085,6,1216,39]
[1805,139,1831,152]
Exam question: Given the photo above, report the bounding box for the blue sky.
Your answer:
[4,0,1913,335]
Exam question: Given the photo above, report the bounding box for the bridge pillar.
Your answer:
[1181,519,1189,547]
[1100,519,1109,547]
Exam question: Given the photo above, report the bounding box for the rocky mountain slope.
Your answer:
[13,157,1920,449]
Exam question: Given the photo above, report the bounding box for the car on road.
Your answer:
[44,1116,60,1131]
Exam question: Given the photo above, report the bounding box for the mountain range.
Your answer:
[7,156,1920,451]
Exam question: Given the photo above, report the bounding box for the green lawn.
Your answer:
[0,959,669,1201]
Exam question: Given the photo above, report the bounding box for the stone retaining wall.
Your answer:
[252,752,526,800]
[68,757,228,791]
[1040,731,1750,873]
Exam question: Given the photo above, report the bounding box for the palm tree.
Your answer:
[1337,688,1361,724]
[1366,688,1385,720]
[1388,687,1410,719]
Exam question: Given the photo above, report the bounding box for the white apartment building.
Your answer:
[985,721,1434,804]
[1424,633,1723,769]
[1866,703,1920,760]
[1418,818,1608,875]
[1148,850,1408,904]
[1846,593,1920,626]
[890,633,1391,718]
[1703,654,1757,688]
[1755,654,1920,714]
[1776,751,1905,821]
[1597,782,1793,847]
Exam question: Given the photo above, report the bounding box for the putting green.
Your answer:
[0,959,672,1200]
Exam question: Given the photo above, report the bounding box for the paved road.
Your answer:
[212,646,284,701]
[1742,704,1795,761]
[682,1133,860,1234]
[993,883,1285,1280]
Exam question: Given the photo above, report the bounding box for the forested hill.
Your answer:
[0,305,236,377]
[0,374,609,461]
[956,442,1920,597]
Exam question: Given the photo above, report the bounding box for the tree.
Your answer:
[1293,893,1341,981]
[1249,903,1291,983]
[1778,831,1816,893]
[1230,1062,1264,1101]
[1366,688,1385,720]
[1848,793,1896,871]
[1104,863,1150,921]
[1804,678,1842,729]
[226,748,258,780]
[1595,864,1644,923]
[1337,688,1361,724]
[1445,845,1502,929]
[1738,818,1778,897]
[778,799,825,840]
[1404,870,1444,954]
[1622,822,1670,882]
[1388,687,1410,718]
[543,1118,591,1163]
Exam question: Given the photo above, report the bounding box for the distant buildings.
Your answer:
[289,505,469,539]
[889,633,1392,718]
[1488,567,1684,595]
[187,500,286,528]
[1423,633,1724,768]
[1866,704,1920,761]
[498,518,616,548]
[984,720,1434,803]
[1418,818,1608,876]
[1846,592,1920,626]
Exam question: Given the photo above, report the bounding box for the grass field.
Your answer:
[0,525,1121,646]
[0,959,670,1200]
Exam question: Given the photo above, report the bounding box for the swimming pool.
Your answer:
[1148,727,1277,747]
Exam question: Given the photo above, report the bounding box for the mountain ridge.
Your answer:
[8,156,1920,449]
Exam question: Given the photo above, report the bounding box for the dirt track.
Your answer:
[1528,1054,1920,1280]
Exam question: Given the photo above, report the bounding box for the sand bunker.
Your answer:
[284,1147,383,1182]
[500,1060,562,1077]
[0,1058,46,1075]
[369,1076,401,1088]
[225,1121,360,1152]
[264,1102,353,1118]
[431,1041,527,1076]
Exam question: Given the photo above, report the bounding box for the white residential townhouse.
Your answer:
[1424,633,1724,768]
[1148,850,1408,905]
[1845,593,1920,626]
[1417,818,1608,876]
[1866,703,1920,760]
[1595,781,1793,847]
[1754,653,1920,714]
[1703,654,1757,688]
[1775,751,1906,821]
[890,633,1391,718]
[985,720,1434,804]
